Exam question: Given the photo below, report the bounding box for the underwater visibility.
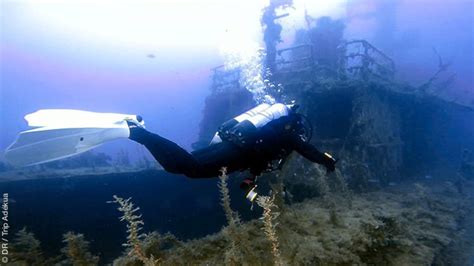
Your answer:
[1,0,474,265]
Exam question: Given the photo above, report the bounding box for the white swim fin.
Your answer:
[4,109,144,167]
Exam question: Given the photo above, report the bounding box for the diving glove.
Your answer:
[323,152,337,172]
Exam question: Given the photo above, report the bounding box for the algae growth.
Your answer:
[5,1,474,265]
[9,175,472,265]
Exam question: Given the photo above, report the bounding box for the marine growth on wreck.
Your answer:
[1,0,474,265]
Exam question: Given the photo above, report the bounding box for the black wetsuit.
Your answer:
[129,114,334,178]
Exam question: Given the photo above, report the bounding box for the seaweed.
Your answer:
[10,227,46,265]
[6,4,474,265]
[60,232,99,266]
[109,196,159,266]
[10,228,100,266]
[11,177,471,265]
[256,194,283,265]
[217,167,243,264]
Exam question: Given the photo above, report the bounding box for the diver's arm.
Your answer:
[291,135,336,172]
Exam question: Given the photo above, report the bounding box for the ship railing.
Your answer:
[211,65,241,93]
[274,44,315,73]
[339,40,396,81]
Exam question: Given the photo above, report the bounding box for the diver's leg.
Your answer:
[129,126,201,176]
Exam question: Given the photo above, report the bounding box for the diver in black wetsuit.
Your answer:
[127,104,336,201]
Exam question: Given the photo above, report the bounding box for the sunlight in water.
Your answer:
[213,0,276,103]
[217,0,274,104]
[18,0,270,49]
[17,0,344,103]
[217,0,344,104]
[17,0,274,102]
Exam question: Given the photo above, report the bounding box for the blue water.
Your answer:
[1,0,473,264]
[2,170,260,261]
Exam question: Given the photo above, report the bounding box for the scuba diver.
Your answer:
[4,102,336,202]
[126,103,337,201]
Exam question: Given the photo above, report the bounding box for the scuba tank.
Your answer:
[209,103,271,145]
[210,103,293,147]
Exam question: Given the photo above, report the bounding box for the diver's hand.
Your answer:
[322,152,337,173]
